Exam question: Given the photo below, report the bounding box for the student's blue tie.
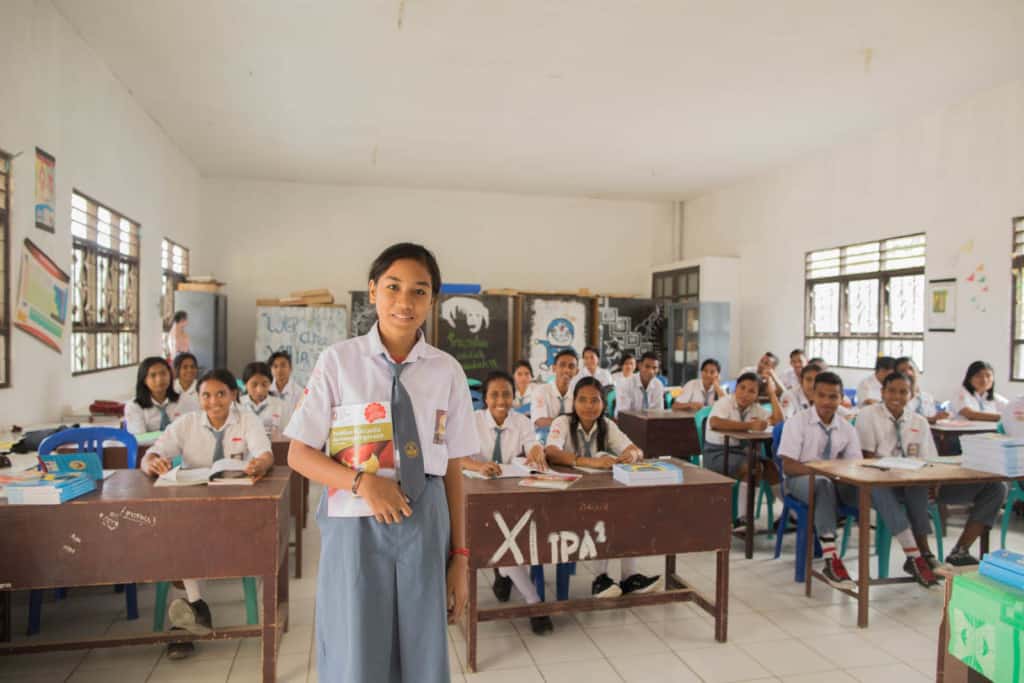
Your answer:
[892,417,906,457]
[642,387,649,410]
[492,427,504,463]
[559,394,567,415]
[157,403,171,430]
[578,427,595,458]
[385,356,426,501]
[817,423,834,460]
[206,426,226,462]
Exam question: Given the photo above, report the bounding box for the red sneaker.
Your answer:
[904,556,939,588]
[822,557,855,590]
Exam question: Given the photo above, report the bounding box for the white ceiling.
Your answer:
[55,1,1024,200]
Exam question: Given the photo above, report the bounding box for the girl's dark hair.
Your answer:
[735,371,760,388]
[813,371,844,390]
[267,350,292,367]
[135,356,179,408]
[808,357,826,366]
[882,371,912,389]
[790,349,805,359]
[368,242,442,296]
[197,368,240,399]
[801,363,824,378]
[875,356,897,372]
[962,361,995,400]
[513,360,533,376]
[620,352,635,363]
[482,370,514,399]
[172,310,188,324]
[242,361,273,385]
[700,358,721,372]
[569,377,607,454]
[582,346,600,358]
[172,352,198,373]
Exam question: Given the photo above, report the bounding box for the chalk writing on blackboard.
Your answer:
[255,306,348,387]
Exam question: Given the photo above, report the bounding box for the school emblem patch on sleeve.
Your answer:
[403,441,420,458]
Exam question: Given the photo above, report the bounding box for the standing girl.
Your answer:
[285,243,478,683]
[124,357,187,434]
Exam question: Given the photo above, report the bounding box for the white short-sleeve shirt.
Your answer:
[513,383,535,411]
[472,410,540,464]
[950,387,1008,418]
[705,396,770,446]
[577,367,614,387]
[856,375,883,405]
[239,394,285,433]
[285,324,480,477]
[778,407,861,463]
[150,409,272,469]
[1002,396,1024,439]
[855,403,936,459]
[907,390,939,419]
[546,415,634,456]
[174,379,201,412]
[124,398,188,434]
[616,376,666,415]
[678,378,719,408]
[780,386,812,420]
[781,367,801,391]
[531,382,574,428]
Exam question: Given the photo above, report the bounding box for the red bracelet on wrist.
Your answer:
[449,547,469,559]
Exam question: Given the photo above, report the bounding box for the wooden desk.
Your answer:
[0,470,290,682]
[271,438,307,579]
[462,459,732,673]
[721,430,775,559]
[617,410,700,459]
[102,444,151,469]
[803,460,1014,628]
[931,421,999,456]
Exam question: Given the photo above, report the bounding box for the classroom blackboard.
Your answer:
[598,297,665,372]
[255,306,348,386]
[434,294,514,382]
[350,291,377,337]
[519,294,595,382]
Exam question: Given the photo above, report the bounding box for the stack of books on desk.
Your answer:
[979,549,1024,590]
[613,461,684,486]
[960,434,1024,476]
[1,471,96,504]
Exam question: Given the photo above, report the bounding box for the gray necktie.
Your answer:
[559,394,567,415]
[892,417,906,457]
[976,395,986,411]
[705,388,714,406]
[252,402,267,416]
[384,356,426,501]
[578,427,595,458]
[206,426,225,462]
[817,423,834,460]
[158,403,171,430]
[642,387,649,410]
[492,427,504,463]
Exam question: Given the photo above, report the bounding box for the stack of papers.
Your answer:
[613,461,684,485]
[862,457,927,471]
[961,434,1024,476]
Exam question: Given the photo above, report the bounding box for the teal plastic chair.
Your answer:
[875,506,944,577]
[467,378,482,390]
[605,389,616,418]
[153,578,259,631]
[695,406,773,525]
[993,422,1022,548]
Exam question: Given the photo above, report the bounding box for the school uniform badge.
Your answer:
[403,441,419,458]
[907,443,919,457]
[433,409,448,445]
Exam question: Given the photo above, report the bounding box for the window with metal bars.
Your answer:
[161,238,190,332]
[0,152,9,387]
[1012,218,1024,380]
[70,191,140,375]
[804,233,926,370]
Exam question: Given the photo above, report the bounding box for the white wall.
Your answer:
[200,179,675,372]
[681,80,1024,399]
[0,0,203,426]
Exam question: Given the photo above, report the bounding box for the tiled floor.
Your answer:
[3,484,1021,682]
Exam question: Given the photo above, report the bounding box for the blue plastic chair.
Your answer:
[529,563,576,602]
[605,389,616,418]
[843,388,857,406]
[770,422,857,582]
[469,389,484,411]
[30,428,140,636]
[722,380,736,394]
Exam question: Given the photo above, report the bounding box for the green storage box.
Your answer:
[948,572,1024,682]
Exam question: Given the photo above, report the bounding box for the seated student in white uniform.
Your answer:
[810,356,856,410]
[531,349,579,432]
[674,358,727,412]
[616,352,665,415]
[858,372,1007,572]
[704,372,783,523]
[543,377,660,597]
[172,352,201,413]
[780,349,807,391]
[778,371,862,588]
[511,360,536,415]
[576,346,614,388]
[950,360,1008,422]
[239,361,286,435]
[894,356,949,423]
[740,351,786,402]
[855,356,896,406]
[267,350,303,427]
[610,352,637,397]
[124,357,190,434]
[464,370,553,634]
[141,368,273,659]
[780,363,822,420]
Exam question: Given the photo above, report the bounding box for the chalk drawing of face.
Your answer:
[441,297,489,334]
[547,318,574,346]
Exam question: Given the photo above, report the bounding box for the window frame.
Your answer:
[1011,217,1024,381]
[70,190,141,376]
[652,266,700,303]
[161,237,190,332]
[0,150,10,388]
[804,233,926,370]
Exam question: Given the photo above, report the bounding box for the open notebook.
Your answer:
[154,458,254,486]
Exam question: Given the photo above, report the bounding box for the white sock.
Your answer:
[737,483,749,517]
[182,579,202,602]
[895,529,921,558]
[594,559,609,576]
[498,566,541,604]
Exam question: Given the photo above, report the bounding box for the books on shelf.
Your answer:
[3,471,96,504]
[154,458,254,487]
[613,461,684,486]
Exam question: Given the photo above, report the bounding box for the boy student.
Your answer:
[780,349,807,391]
[855,356,896,406]
[894,356,948,423]
[859,372,1007,569]
[741,352,785,401]
[617,352,665,415]
[780,363,822,420]
[577,346,614,387]
[532,349,579,430]
[778,371,862,588]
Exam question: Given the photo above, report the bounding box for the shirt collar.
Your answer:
[810,409,836,429]
[482,409,508,430]
[153,397,170,408]
[366,322,436,363]
[576,420,599,438]
[882,404,906,422]
[202,408,239,432]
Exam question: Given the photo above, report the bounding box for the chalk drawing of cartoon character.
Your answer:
[535,317,575,371]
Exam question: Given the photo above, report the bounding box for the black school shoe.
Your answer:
[168,597,213,635]
[529,616,554,635]
[945,547,981,567]
[921,553,944,573]
[165,630,195,660]
[492,570,512,603]
[591,573,623,598]
[620,574,662,595]
[903,556,939,588]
